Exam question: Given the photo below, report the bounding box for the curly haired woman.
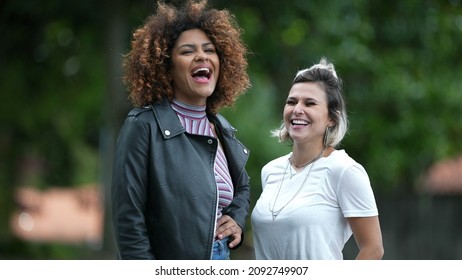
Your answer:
[111,0,252,260]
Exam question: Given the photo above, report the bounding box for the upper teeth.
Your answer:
[193,68,210,74]
[292,119,308,125]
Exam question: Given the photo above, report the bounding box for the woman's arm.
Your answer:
[112,115,154,259]
[347,216,384,260]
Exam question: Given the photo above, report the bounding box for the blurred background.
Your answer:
[1,0,462,260]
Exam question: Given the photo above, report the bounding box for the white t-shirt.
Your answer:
[251,150,378,260]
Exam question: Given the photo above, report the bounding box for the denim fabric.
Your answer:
[211,237,230,260]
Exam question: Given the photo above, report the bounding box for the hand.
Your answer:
[215,215,242,248]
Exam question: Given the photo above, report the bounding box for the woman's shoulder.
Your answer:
[120,105,159,132]
[326,149,365,172]
[126,105,154,119]
[262,154,290,171]
[261,154,290,183]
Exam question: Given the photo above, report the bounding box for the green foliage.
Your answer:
[0,0,106,259]
[1,0,105,187]
[222,72,292,205]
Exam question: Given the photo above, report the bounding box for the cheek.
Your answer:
[213,57,220,76]
[282,107,289,116]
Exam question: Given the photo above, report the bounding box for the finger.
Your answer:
[216,215,228,228]
[216,216,235,233]
[216,225,232,239]
[228,232,242,248]
[217,223,241,240]
[216,219,236,231]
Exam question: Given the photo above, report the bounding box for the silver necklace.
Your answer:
[269,147,326,221]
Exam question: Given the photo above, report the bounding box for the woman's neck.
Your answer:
[291,144,334,168]
[171,99,207,119]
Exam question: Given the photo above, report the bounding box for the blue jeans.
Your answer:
[211,237,230,260]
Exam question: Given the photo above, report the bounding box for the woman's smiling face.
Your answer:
[284,82,333,145]
[170,28,220,106]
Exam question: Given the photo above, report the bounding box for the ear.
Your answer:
[328,119,335,127]
[329,110,340,127]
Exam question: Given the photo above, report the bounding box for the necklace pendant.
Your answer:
[272,213,278,221]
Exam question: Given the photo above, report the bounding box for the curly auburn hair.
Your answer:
[122,0,251,114]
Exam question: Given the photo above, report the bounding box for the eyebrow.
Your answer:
[177,42,214,50]
[287,96,319,102]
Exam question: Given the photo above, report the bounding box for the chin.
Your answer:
[199,89,215,98]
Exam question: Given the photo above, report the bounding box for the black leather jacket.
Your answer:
[111,97,251,259]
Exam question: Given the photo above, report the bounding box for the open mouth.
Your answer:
[291,119,309,126]
[191,67,212,80]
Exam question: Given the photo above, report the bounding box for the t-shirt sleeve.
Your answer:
[336,164,379,218]
[261,163,271,191]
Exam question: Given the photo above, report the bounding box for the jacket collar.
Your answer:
[151,97,237,139]
[151,97,186,139]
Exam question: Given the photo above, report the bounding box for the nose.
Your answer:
[195,51,209,62]
[293,104,304,115]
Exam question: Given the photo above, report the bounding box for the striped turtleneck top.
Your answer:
[171,100,234,221]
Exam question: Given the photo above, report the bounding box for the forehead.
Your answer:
[288,82,327,101]
[175,28,212,46]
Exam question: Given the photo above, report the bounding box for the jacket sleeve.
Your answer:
[111,115,155,259]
